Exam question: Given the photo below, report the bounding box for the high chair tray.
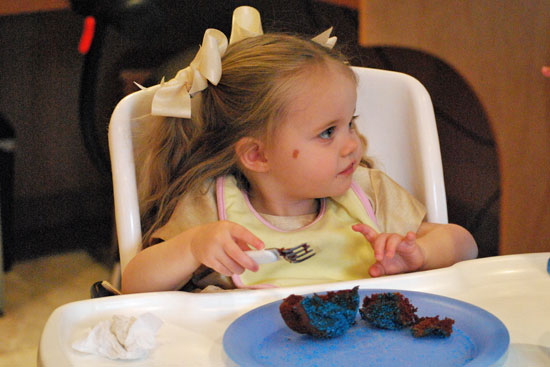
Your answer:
[38,253,550,367]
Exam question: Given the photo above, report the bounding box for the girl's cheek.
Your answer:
[292,149,299,159]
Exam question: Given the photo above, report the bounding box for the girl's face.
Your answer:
[264,64,361,202]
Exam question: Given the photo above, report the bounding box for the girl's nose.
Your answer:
[340,133,359,157]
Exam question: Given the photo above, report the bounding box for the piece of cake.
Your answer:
[411,316,454,338]
[359,292,419,330]
[279,286,360,338]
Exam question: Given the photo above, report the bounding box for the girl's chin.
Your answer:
[304,178,353,199]
[327,182,353,197]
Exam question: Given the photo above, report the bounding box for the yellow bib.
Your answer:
[216,177,380,288]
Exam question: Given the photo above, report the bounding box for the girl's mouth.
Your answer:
[339,161,355,176]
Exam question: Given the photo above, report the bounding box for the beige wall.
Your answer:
[0,1,69,16]
[358,1,550,254]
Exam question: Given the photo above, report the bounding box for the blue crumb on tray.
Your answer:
[279,286,360,338]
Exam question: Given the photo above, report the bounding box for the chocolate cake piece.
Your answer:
[359,292,418,330]
[411,316,454,338]
[279,286,360,338]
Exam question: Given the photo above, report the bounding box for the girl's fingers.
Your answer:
[384,234,406,258]
[210,240,248,275]
[355,224,405,259]
[221,256,245,275]
[209,258,239,277]
[190,222,262,275]
[229,222,264,250]
[225,240,259,272]
[226,223,264,271]
[369,262,385,277]
[352,223,378,243]
[394,232,417,254]
[405,231,416,243]
[371,233,391,261]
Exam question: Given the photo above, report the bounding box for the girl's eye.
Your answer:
[319,126,335,139]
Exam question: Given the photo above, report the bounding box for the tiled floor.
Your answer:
[0,251,111,367]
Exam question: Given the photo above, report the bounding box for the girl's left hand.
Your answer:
[352,223,425,277]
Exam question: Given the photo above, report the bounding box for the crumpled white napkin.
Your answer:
[72,312,163,360]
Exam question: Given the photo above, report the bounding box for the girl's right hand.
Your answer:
[187,221,264,276]
[352,223,424,277]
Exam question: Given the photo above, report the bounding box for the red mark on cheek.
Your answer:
[292,149,299,159]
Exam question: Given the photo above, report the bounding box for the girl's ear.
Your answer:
[235,137,269,173]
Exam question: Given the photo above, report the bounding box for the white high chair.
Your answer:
[108,66,448,276]
[37,66,449,367]
[38,66,550,367]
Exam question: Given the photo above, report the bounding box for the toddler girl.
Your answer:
[121,7,477,293]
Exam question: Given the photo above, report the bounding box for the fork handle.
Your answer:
[246,250,279,264]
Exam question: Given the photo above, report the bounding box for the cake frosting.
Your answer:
[359,292,419,330]
[279,286,360,338]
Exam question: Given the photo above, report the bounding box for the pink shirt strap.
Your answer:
[350,181,379,228]
[216,176,227,220]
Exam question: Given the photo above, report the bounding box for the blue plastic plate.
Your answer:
[223,289,509,367]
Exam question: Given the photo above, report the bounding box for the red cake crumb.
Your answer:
[411,316,454,338]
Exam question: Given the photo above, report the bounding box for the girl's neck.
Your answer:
[247,188,319,217]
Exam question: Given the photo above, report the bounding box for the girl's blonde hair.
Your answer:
[138,33,368,247]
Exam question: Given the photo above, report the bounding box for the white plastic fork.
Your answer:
[247,243,316,265]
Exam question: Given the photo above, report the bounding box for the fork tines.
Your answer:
[281,243,316,263]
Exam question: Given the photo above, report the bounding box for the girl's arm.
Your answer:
[352,222,477,277]
[121,221,264,293]
[416,222,478,270]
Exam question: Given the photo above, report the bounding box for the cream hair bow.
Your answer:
[149,6,336,119]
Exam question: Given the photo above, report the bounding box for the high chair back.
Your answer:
[108,66,448,273]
